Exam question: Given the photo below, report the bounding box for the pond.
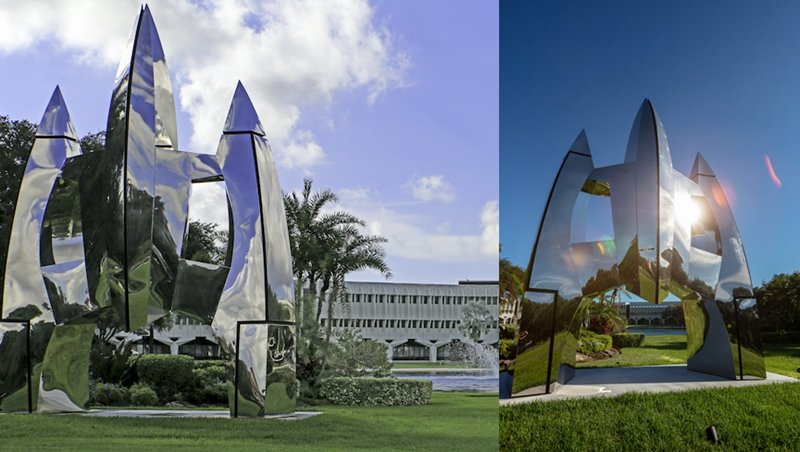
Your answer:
[395,370,498,393]
[626,327,686,336]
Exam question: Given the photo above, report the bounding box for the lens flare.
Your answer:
[764,154,782,188]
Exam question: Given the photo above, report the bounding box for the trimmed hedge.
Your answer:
[612,333,646,349]
[578,330,612,355]
[762,331,800,344]
[320,377,432,406]
[136,354,194,403]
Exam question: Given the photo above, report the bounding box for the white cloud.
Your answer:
[0,0,408,170]
[336,189,498,263]
[407,175,456,202]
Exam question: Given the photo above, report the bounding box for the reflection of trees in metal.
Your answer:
[508,100,764,398]
[0,6,295,416]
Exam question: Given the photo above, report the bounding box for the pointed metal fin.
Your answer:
[223,82,266,136]
[37,86,77,140]
[690,152,716,179]
[569,129,591,156]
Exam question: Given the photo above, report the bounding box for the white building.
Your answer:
[320,280,499,362]
[131,280,500,363]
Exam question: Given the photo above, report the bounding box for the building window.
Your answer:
[366,294,373,303]
[392,340,430,361]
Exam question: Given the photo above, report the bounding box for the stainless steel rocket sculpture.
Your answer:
[0,5,295,417]
[510,100,763,397]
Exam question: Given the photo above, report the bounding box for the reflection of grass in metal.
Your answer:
[577,334,798,380]
[40,324,94,408]
[681,299,706,357]
[0,362,41,412]
[511,332,569,393]
[735,344,766,378]
[577,335,688,368]
[265,382,294,415]
[501,383,800,450]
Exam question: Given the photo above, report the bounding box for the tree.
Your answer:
[183,220,227,265]
[321,226,391,350]
[756,272,800,333]
[283,179,391,395]
[459,300,493,342]
[325,328,391,378]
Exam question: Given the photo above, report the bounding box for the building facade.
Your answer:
[320,280,499,362]
[138,280,500,363]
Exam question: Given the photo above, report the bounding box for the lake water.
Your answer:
[626,327,686,336]
[395,371,498,393]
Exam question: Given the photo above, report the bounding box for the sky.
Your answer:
[501,1,800,287]
[0,0,499,284]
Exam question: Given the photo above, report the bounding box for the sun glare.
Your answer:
[675,194,701,226]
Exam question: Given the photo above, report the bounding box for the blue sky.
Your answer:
[0,0,498,284]
[501,1,799,286]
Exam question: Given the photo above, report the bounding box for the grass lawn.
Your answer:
[0,392,498,451]
[577,335,800,379]
[500,382,800,451]
[577,335,688,368]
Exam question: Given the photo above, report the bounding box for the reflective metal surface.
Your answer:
[211,83,296,416]
[508,100,764,398]
[0,6,295,416]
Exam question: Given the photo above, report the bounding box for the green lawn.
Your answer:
[0,392,498,451]
[577,335,688,368]
[501,382,800,451]
[577,335,800,379]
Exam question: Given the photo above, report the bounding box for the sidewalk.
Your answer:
[501,364,798,406]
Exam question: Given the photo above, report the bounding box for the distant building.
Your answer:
[124,279,500,363]
[320,280,499,362]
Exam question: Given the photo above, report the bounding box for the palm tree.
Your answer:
[320,226,391,350]
[283,178,363,320]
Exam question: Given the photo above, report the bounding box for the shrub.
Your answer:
[762,331,800,344]
[136,354,194,403]
[612,333,645,349]
[326,329,391,378]
[319,377,432,406]
[499,324,517,341]
[577,330,612,355]
[130,383,159,406]
[181,363,229,406]
[499,339,516,360]
[89,382,130,406]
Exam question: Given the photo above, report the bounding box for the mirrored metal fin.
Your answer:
[111,2,178,149]
[624,98,672,167]
[569,129,591,156]
[223,82,266,136]
[690,152,716,179]
[37,86,78,142]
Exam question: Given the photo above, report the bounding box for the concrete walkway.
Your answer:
[501,364,798,406]
[82,409,322,420]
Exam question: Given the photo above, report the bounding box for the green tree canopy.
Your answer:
[756,271,800,333]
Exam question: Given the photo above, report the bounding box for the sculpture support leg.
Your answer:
[37,323,94,413]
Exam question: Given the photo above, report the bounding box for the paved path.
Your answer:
[501,364,798,406]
